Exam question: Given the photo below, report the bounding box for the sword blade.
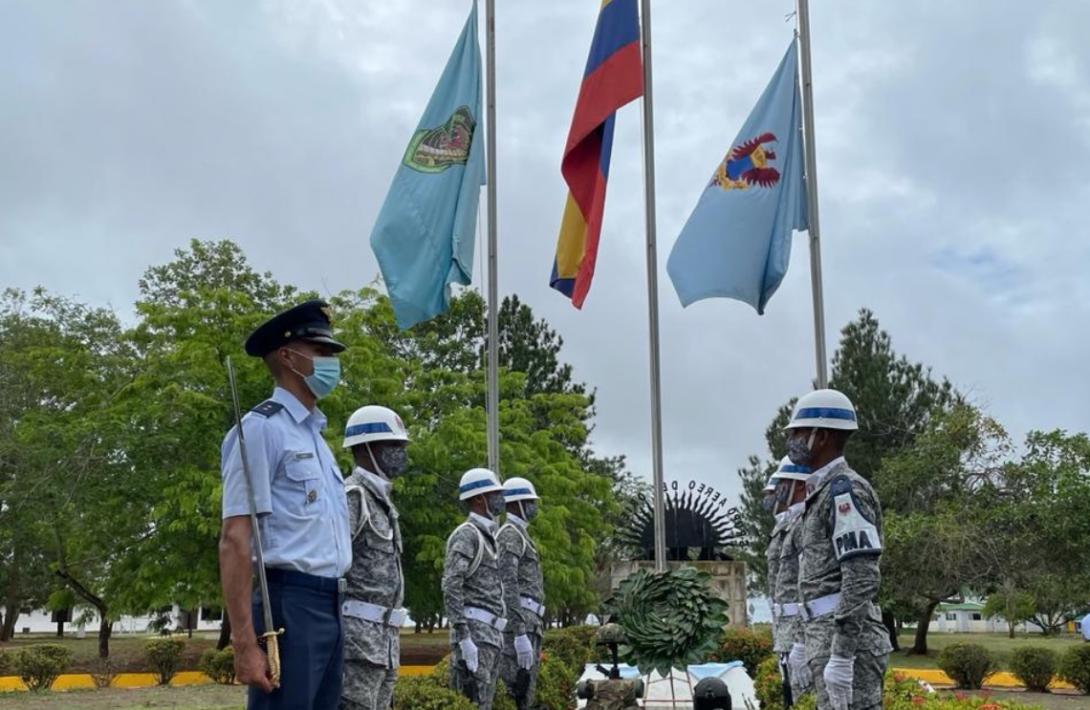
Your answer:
[226,357,276,637]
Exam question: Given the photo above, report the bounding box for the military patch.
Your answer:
[250,400,285,417]
[830,484,881,561]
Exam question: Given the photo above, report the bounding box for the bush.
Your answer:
[15,644,73,692]
[937,643,996,690]
[427,654,516,710]
[534,653,578,710]
[394,676,476,710]
[0,650,11,676]
[1009,647,1056,693]
[144,638,186,686]
[708,627,774,678]
[754,654,785,710]
[1059,644,1090,694]
[199,647,236,685]
[89,657,117,689]
[542,626,596,674]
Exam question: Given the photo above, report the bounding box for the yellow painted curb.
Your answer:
[0,670,212,692]
[892,668,1075,690]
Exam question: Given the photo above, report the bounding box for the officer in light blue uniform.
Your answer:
[219,300,353,710]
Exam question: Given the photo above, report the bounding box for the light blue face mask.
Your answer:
[288,350,341,399]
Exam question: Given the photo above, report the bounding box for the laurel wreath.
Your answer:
[602,566,729,677]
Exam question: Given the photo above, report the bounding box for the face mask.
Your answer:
[787,430,818,466]
[520,501,539,521]
[486,492,506,517]
[373,446,408,479]
[287,350,341,399]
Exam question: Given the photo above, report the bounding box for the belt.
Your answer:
[799,593,841,621]
[519,596,545,618]
[265,568,347,596]
[464,606,508,632]
[341,599,407,627]
[773,602,800,619]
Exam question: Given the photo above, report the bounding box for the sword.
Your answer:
[226,357,284,688]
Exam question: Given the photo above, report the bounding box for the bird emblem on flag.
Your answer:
[709,132,781,191]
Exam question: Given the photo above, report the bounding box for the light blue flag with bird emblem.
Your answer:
[370,1,484,329]
[667,40,808,315]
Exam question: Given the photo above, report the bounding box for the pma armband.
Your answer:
[829,478,881,561]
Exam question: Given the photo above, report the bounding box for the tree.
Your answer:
[876,405,1008,654]
[982,592,1035,639]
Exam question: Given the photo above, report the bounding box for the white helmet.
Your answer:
[458,468,503,501]
[785,389,858,431]
[772,456,812,482]
[503,477,539,503]
[343,406,409,449]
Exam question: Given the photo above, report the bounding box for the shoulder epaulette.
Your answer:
[250,400,285,418]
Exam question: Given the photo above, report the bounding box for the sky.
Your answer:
[2,0,1088,510]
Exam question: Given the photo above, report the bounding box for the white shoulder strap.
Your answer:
[346,484,370,540]
[499,522,528,556]
[447,522,487,576]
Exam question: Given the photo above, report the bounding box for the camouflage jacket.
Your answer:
[343,468,403,666]
[798,458,893,661]
[766,512,789,652]
[497,516,545,637]
[776,508,806,652]
[442,514,506,649]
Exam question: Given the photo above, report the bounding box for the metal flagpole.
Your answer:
[796,0,829,389]
[485,0,501,473]
[638,0,667,572]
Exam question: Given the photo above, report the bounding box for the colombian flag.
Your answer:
[549,0,643,308]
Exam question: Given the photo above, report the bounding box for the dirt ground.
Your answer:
[0,684,245,709]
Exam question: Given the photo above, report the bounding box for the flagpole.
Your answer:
[485,0,501,473]
[796,0,829,389]
[638,0,667,572]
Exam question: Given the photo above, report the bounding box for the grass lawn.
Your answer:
[0,629,451,674]
[891,631,1086,671]
[0,684,245,709]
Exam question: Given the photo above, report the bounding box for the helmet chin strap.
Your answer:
[366,442,389,480]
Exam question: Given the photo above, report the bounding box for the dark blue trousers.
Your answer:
[249,569,344,710]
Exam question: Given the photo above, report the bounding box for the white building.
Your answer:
[7,605,223,636]
[929,601,1032,634]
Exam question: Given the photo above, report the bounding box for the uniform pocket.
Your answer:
[283,457,322,516]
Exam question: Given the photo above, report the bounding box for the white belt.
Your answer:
[519,596,545,617]
[465,606,508,632]
[341,599,407,627]
[800,593,841,621]
[773,602,800,619]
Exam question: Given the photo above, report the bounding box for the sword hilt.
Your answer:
[262,628,285,688]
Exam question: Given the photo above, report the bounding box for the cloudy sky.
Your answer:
[2,0,1088,506]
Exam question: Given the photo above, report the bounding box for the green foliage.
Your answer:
[708,626,774,678]
[534,653,578,710]
[0,649,11,676]
[542,626,596,674]
[15,644,73,692]
[1058,644,1090,694]
[1008,647,1056,692]
[144,638,186,686]
[982,593,1036,636]
[393,675,476,710]
[198,647,236,685]
[754,654,785,710]
[603,567,728,676]
[937,643,997,689]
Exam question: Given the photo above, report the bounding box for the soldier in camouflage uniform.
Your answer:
[339,406,411,710]
[442,468,510,709]
[767,457,813,703]
[786,390,892,710]
[497,477,545,709]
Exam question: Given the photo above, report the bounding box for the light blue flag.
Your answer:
[667,41,808,315]
[370,1,484,329]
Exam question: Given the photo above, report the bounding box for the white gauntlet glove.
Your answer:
[788,642,812,691]
[823,655,854,710]
[459,637,480,673]
[514,634,534,670]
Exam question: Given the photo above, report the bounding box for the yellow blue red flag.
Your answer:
[549,0,643,308]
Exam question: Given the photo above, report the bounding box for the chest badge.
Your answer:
[307,490,318,504]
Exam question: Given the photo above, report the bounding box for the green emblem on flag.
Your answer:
[403,105,477,173]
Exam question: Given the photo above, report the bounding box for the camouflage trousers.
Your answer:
[585,678,641,710]
[498,631,541,707]
[809,651,889,710]
[339,661,396,710]
[451,641,502,710]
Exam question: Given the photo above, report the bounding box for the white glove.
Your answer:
[788,642,812,691]
[459,637,480,674]
[514,634,534,670]
[823,655,854,710]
